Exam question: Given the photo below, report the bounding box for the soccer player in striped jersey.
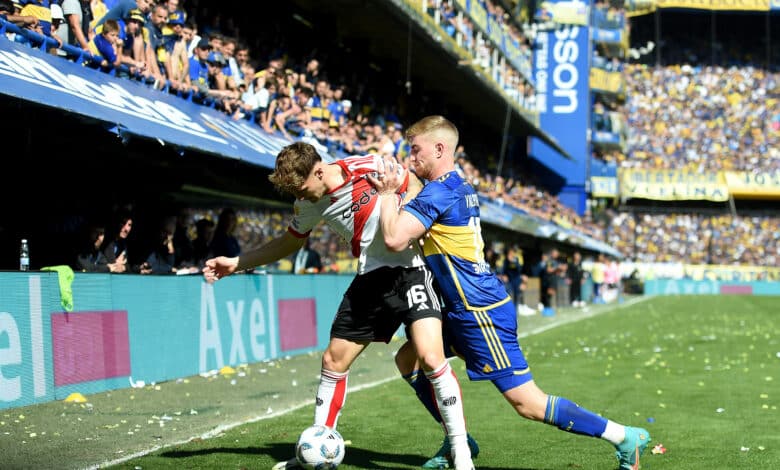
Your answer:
[203,142,475,470]
[368,115,651,470]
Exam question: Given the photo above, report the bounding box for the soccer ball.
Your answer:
[295,424,345,469]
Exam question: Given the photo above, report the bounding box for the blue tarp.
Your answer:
[0,35,321,169]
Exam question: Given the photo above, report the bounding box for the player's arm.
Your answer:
[368,159,427,252]
[378,195,426,252]
[204,231,305,282]
[401,170,423,205]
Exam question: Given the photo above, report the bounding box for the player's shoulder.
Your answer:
[426,171,468,193]
[338,153,384,180]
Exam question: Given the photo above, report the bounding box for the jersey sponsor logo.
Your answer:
[341,189,376,219]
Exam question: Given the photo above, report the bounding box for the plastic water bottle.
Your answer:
[19,239,30,271]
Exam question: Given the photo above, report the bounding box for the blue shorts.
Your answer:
[443,300,533,393]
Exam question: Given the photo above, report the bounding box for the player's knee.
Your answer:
[321,349,348,373]
[417,350,446,372]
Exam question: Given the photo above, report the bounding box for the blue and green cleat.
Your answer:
[615,426,651,470]
[422,434,480,469]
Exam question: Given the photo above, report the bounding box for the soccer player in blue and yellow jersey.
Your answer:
[368,115,651,470]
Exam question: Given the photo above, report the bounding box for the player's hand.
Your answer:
[203,256,239,283]
[367,156,405,195]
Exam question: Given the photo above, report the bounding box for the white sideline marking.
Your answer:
[86,378,397,470]
[89,296,650,470]
[518,295,649,339]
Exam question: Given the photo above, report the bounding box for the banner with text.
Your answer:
[531,1,592,214]
[644,279,780,296]
[534,1,590,25]
[628,0,778,15]
[0,272,352,410]
[590,176,619,197]
[590,67,625,96]
[683,264,780,282]
[619,169,729,201]
[622,261,780,282]
[725,171,780,198]
[654,0,770,10]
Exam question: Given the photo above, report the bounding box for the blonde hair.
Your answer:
[405,115,459,148]
[269,142,321,196]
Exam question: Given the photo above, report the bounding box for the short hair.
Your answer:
[269,142,322,197]
[405,115,459,146]
[297,86,314,98]
[102,19,120,35]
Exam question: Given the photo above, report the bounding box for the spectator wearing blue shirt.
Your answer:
[188,37,211,93]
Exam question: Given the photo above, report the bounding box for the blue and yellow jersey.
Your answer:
[188,56,208,85]
[308,95,330,121]
[403,171,510,313]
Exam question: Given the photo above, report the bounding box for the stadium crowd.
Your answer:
[1,0,613,266]
[3,0,778,275]
[619,64,780,172]
[606,212,780,267]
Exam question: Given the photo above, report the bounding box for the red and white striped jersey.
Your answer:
[288,154,425,274]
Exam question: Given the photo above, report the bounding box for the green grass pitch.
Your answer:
[2,295,778,469]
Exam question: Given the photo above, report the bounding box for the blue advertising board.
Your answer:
[0,272,352,410]
[530,0,592,215]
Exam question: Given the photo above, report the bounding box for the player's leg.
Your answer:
[500,379,650,469]
[483,299,651,467]
[276,271,381,470]
[396,340,442,423]
[393,267,472,469]
[397,338,480,469]
[479,302,637,445]
[273,338,366,470]
[314,337,369,428]
[408,317,472,470]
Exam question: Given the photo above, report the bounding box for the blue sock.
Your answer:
[403,369,442,424]
[543,395,608,438]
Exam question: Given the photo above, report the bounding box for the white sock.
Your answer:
[427,362,469,459]
[314,368,348,428]
[601,420,626,445]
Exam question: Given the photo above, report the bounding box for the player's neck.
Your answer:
[322,163,346,191]
[428,162,456,181]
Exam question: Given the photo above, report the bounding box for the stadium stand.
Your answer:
[0,0,620,280]
[0,0,777,283]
